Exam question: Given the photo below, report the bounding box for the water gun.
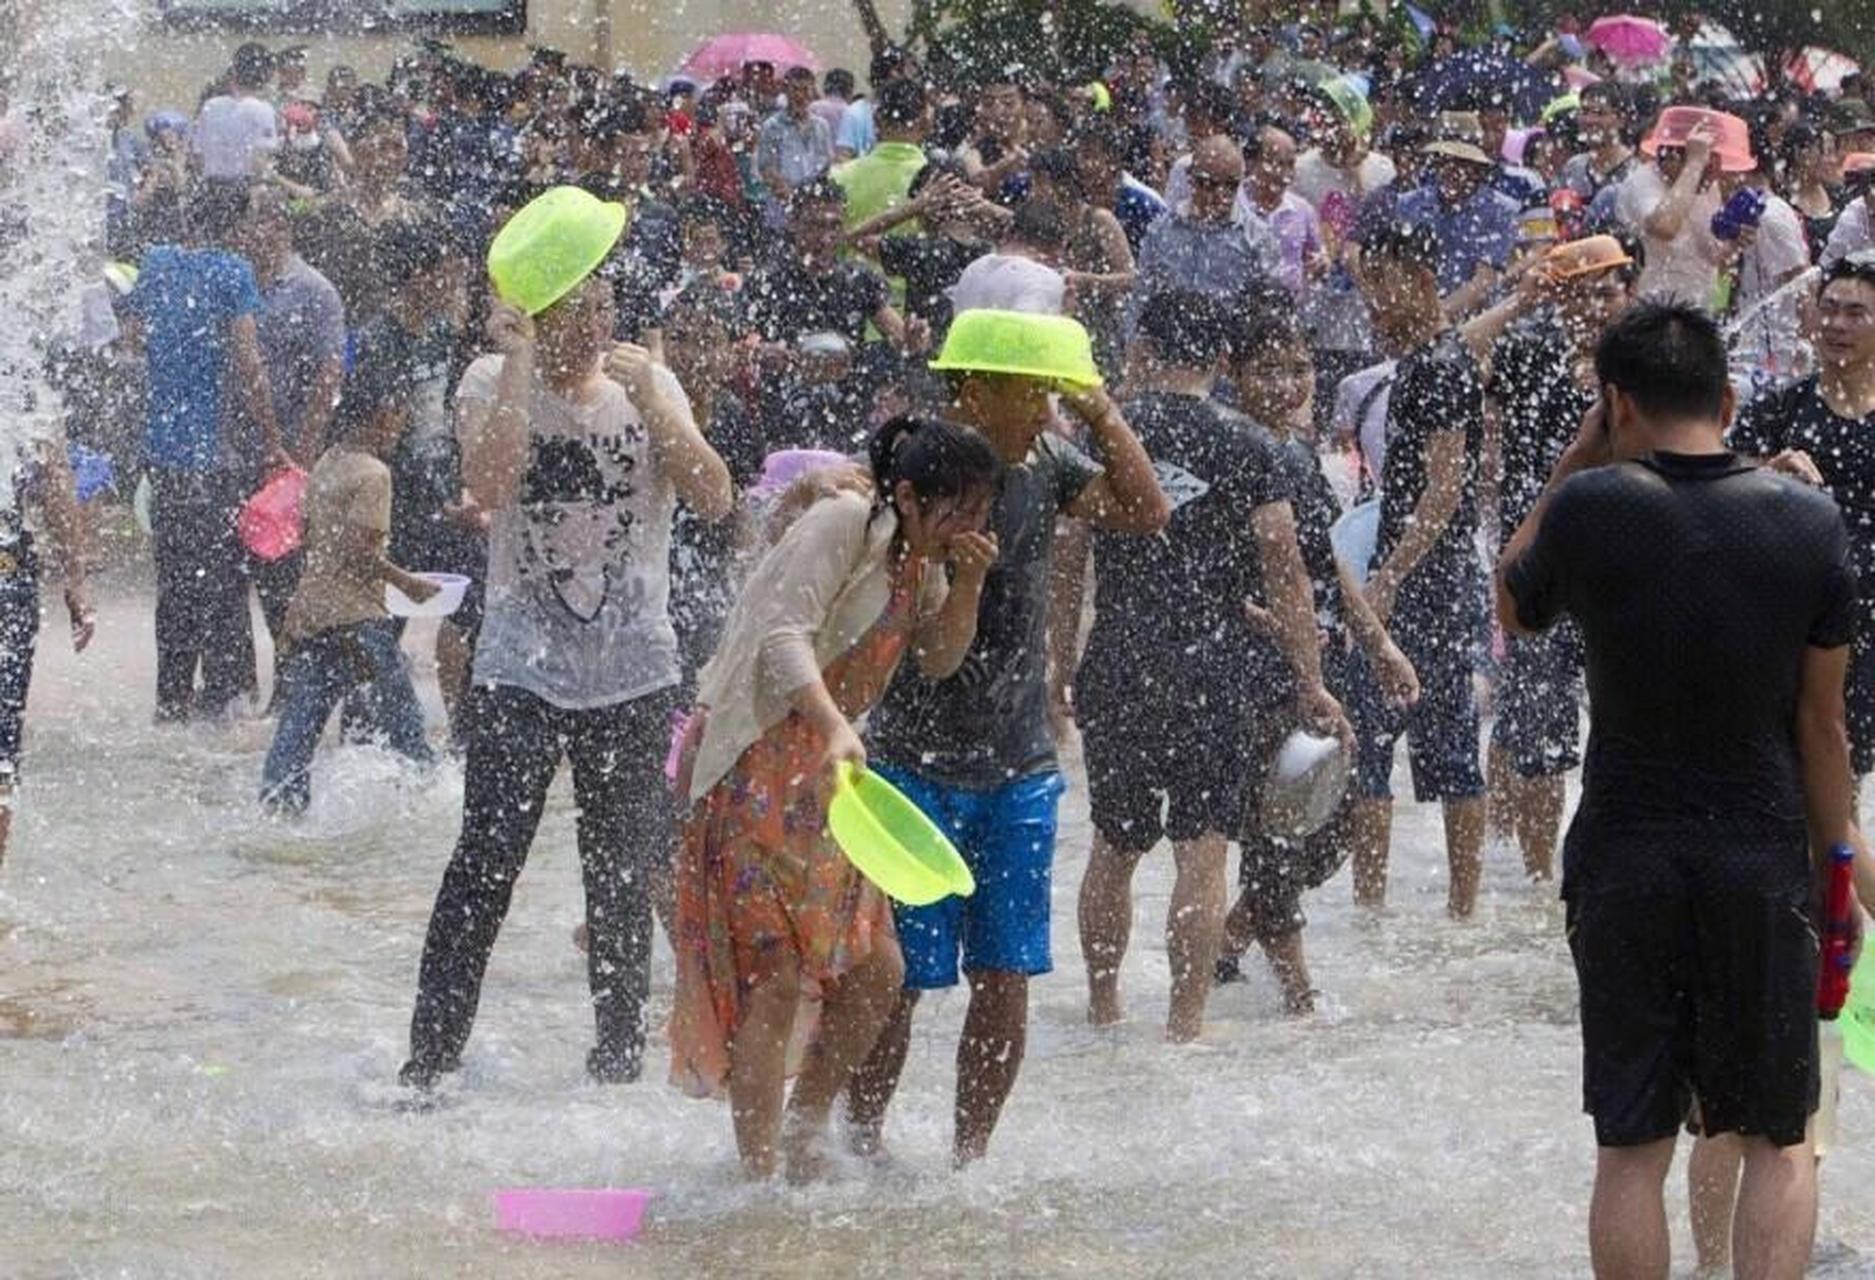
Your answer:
[1711,187,1767,242]
[1819,842,1858,1020]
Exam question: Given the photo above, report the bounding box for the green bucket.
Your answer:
[1843,945,1875,1074]
[487,185,627,316]
[927,309,1103,391]
[826,762,975,907]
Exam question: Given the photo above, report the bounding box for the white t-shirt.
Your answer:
[458,355,687,710]
[192,94,279,180]
[1614,164,1723,306]
[1292,150,1397,222]
[1733,194,1814,380]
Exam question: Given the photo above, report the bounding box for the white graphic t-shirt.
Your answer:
[456,354,686,709]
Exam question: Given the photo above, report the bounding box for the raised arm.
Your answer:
[459,303,538,512]
[604,343,734,519]
[1060,386,1171,534]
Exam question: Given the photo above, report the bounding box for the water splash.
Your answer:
[0,0,142,505]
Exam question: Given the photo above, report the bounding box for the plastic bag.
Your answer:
[237,466,309,562]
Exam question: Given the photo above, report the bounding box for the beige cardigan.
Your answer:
[687,491,946,806]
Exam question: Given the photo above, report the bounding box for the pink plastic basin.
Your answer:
[491,1188,652,1242]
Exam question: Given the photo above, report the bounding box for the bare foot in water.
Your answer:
[572,923,589,953]
[1087,993,1123,1027]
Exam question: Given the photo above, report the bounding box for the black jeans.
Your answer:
[150,471,250,718]
[406,682,678,1079]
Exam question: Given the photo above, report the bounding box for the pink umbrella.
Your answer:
[679,33,820,82]
[1587,14,1671,65]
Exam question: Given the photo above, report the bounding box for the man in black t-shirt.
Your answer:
[1074,292,1347,1042]
[1352,223,1490,919]
[1486,236,1636,884]
[1731,255,1875,786]
[1499,302,1866,1279]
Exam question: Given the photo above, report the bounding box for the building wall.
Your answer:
[71,0,908,113]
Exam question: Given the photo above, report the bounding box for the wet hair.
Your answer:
[1362,220,1441,276]
[1137,290,1230,368]
[373,215,453,289]
[333,338,413,446]
[1028,146,1084,201]
[1823,251,1875,294]
[1225,279,1305,358]
[867,414,1001,521]
[349,86,408,139]
[783,65,817,87]
[1181,79,1234,131]
[231,42,273,91]
[875,77,928,130]
[869,45,914,89]
[787,177,847,218]
[188,178,252,244]
[676,193,733,232]
[1072,120,1126,159]
[1593,302,1728,422]
[824,68,856,99]
[1008,199,1067,252]
[660,275,745,335]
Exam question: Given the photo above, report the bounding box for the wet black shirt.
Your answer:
[1271,432,1349,649]
[1730,375,1875,620]
[1077,393,1293,719]
[742,253,889,346]
[1491,312,1596,543]
[878,232,989,331]
[1375,330,1487,641]
[1505,452,1856,888]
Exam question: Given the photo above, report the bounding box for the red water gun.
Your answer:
[1819,843,1858,1019]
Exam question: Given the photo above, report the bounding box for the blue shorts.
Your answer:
[873,765,1065,990]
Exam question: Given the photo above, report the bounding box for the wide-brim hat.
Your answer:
[487,185,627,316]
[1423,110,1495,166]
[1542,233,1633,282]
[928,309,1103,390]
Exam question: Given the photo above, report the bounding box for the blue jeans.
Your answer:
[874,766,1065,990]
[261,620,433,813]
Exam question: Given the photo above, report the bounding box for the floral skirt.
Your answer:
[668,708,895,1098]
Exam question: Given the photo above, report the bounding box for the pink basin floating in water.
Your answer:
[491,1188,652,1242]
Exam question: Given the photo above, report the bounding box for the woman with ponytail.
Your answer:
[670,414,1000,1180]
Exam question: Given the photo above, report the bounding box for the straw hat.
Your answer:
[487,186,627,316]
[1542,233,1633,283]
[1422,111,1496,166]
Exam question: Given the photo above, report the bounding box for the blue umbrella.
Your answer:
[1412,50,1562,124]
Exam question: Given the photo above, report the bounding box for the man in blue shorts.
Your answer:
[845,312,1168,1166]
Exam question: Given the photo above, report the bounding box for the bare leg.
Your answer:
[1350,797,1393,908]
[1078,834,1138,1027]
[1589,1137,1676,1280]
[0,803,13,871]
[954,969,1028,1167]
[1510,772,1566,883]
[1443,797,1487,920]
[727,960,801,1179]
[1166,834,1228,1041]
[1219,877,1255,966]
[1732,1135,1818,1280]
[783,941,905,1181]
[844,988,920,1157]
[1688,1131,1744,1275]
[1259,928,1315,1015]
[435,620,473,744]
[1487,742,1516,840]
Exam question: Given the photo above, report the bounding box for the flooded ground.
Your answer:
[2,573,1870,1277]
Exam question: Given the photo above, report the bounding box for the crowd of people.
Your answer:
[6,6,1875,1274]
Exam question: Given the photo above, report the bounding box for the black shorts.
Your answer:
[1565,830,1819,1148]
[1491,623,1585,778]
[1081,699,1260,854]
